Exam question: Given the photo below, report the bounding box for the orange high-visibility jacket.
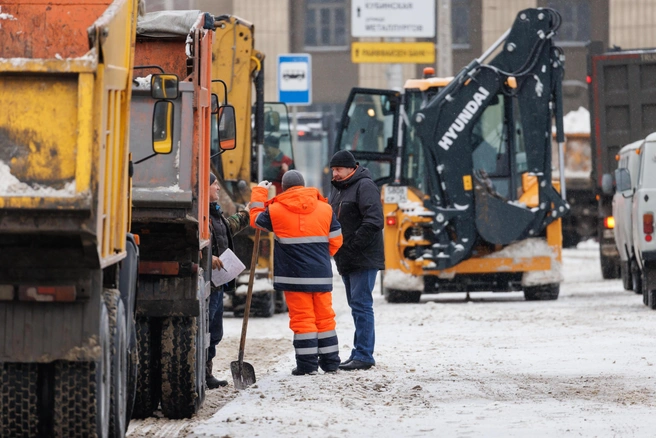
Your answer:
[250,186,343,292]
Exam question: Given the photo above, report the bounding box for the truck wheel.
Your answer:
[0,363,39,436]
[524,284,560,301]
[160,316,201,419]
[620,261,632,290]
[631,261,643,295]
[125,315,138,424]
[648,290,656,310]
[255,292,276,318]
[384,289,421,303]
[600,255,620,279]
[53,302,110,438]
[275,289,288,314]
[132,317,161,419]
[103,289,128,437]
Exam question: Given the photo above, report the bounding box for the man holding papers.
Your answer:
[207,172,250,388]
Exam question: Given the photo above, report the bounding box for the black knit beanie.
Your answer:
[210,172,217,185]
[330,150,357,168]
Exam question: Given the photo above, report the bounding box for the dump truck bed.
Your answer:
[0,0,135,266]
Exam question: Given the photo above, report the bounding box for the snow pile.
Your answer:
[133,75,152,90]
[0,161,77,197]
[235,277,273,295]
[482,237,563,285]
[484,237,552,259]
[560,106,590,135]
[134,184,184,193]
[0,8,17,21]
[397,201,435,216]
[383,269,424,291]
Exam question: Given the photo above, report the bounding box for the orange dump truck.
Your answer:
[128,10,216,419]
[0,0,142,436]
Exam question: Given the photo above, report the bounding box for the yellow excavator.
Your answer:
[334,8,567,302]
[210,15,294,317]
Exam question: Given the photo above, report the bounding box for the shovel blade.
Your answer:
[230,360,256,390]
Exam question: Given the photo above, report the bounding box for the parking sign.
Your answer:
[277,54,312,106]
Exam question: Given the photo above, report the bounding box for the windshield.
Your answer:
[403,90,526,200]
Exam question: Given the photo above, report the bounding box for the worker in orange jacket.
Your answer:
[250,170,343,375]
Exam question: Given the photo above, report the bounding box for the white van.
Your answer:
[630,132,656,308]
[613,139,644,292]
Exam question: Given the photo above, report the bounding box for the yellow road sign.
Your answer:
[351,42,435,64]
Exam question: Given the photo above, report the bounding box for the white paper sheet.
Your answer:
[211,248,246,287]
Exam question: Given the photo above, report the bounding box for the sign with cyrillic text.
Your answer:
[351,42,435,64]
[351,0,435,38]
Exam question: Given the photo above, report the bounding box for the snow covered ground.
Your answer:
[128,241,656,437]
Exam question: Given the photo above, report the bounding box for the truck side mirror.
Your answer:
[151,74,179,100]
[152,101,174,154]
[601,173,614,195]
[216,105,236,151]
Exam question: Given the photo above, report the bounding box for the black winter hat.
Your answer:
[281,170,305,191]
[210,172,217,185]
[330,150,357,168]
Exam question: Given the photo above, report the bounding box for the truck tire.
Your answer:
[524,284,560,301]
[0,363,39,436]
[53,302,110,438]
[103,289,128,437]
[132,317,160,419]
[384,288,421,303]
[620,261,632,291]
[125,315,138,424]
[275,289,288,314]
[600,254,620,279]
[631,261,643,295]
[255,292,276,318]
[160,316,201,419]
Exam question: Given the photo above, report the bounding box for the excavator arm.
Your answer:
[413,8,568,269]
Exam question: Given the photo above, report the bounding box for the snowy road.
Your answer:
[128,242,656,437]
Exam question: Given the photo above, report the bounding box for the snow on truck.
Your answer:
[334,8,568,302]
[127,11,235,419]
[0,0,145,436]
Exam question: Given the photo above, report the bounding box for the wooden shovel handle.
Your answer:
[238,227,261,364]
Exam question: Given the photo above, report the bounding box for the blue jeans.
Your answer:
[207,287,224,362]
[342,269,377,364]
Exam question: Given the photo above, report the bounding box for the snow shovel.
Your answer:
[230,228,260,389]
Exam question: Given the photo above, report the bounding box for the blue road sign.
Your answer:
[277,54,312,106]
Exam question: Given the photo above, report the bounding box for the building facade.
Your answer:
[145,0,656,121]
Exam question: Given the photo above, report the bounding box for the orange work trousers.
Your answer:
[284,291,336,335]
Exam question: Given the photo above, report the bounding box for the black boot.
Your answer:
[206,360,228,389]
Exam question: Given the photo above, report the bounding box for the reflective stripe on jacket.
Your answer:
[250,186,343,292]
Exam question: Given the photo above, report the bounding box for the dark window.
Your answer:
[305,0,347,47]
[452,0,471,46]
[436,0,471,47]
[546,0,590,42]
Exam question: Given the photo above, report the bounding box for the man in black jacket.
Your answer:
[208,172,250,388]
[328,150,385,371]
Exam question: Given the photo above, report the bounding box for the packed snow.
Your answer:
[561,107,590,135]
[127,241,656,437]
[0,160,77,197]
